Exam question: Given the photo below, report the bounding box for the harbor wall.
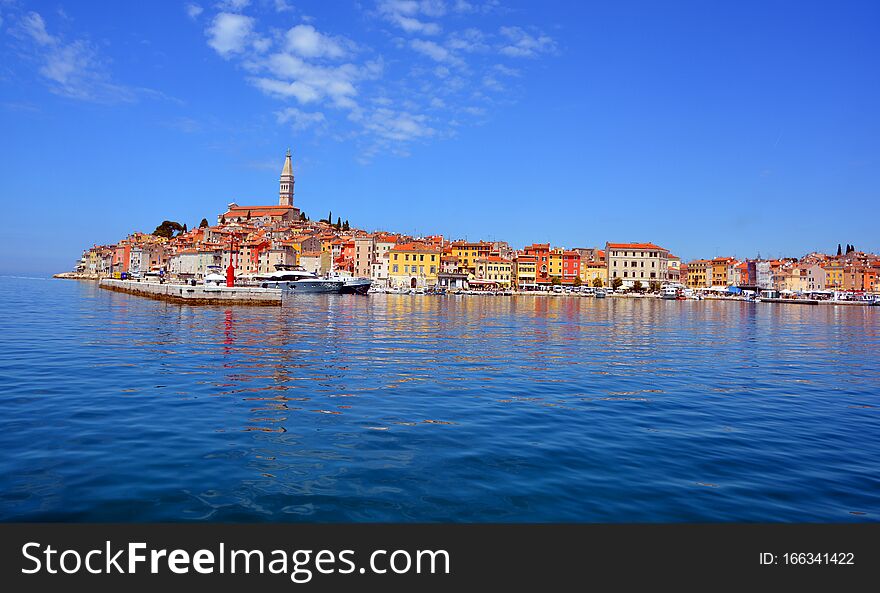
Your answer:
[99,279,281,306]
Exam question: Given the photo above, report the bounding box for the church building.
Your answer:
[219,149,301,224]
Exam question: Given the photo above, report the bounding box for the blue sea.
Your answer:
[0,276,878,522]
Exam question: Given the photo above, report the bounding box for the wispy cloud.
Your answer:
[498,26,556,58]
[198,1,557,161]
[185,3,204,20]
[377,0,443,35]
[276,106,326,131]
[9,11,148,103]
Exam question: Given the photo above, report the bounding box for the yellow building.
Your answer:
[686,259,710,289]
[449,241,492,275]
[513,255,537,290]
[822,261,845,289]
[711,257,736,287]
[474,256,513,288]
[388,242,442,288]
[580,260,607,286]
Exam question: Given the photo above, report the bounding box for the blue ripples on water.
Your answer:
[0,277,878,522]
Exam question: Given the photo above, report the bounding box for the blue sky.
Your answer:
[1,0,878,274]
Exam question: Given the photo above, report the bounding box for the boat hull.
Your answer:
[341,279,372,295]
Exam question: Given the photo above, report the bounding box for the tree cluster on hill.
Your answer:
[152,220,184,238]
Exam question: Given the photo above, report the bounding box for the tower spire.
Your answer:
[279,148,294,207]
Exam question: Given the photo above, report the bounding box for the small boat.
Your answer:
[594,289,607,299]
[661,286,680,300]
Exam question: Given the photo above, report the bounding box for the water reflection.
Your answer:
[0,278,878,521]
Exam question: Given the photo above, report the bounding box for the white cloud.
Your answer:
[206,12,254,57]
[377,0,442,35]
[452,0,498,13]
[13,11,140,103]
[285,24,349,59]
[498,26,555,58]
[446,28,488,52]
[215,0,251,11]
[351,106,435,142]
[196,2,556,161]
[185,3,204,20]
[20,12,55,45]
[492,63,519,77]
[276,107,327,130]
[410,38,452,62]
[273,0,293,12]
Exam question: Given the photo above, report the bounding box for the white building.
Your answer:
[605,242,670,288]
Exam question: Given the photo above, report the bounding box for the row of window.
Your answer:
[613,260,659,268]
[611,271,658,279]
[393,253,437,262]
[392,265,437,274]
[611,251,663,257]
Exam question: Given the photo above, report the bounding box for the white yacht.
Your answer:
[255,265,371,294]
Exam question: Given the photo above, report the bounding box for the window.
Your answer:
[420,255,425,262]
[624,261,628,267]
[393,264,398,272]
[623,271,628,278]
[419,266,424,274]
[430,266,436,274]
[405,254,410,261]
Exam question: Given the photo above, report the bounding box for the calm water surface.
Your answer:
[1,277,878,522]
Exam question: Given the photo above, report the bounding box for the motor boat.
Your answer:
[255,265,371,294]
[661,285,680,299]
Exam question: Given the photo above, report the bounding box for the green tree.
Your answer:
[336,216,342,229]
[199,218,209,228]
[611,277,623,290]
[299,212,307,222]
[246,210,251,220]
[152,220,184,238]
[550,276,562,286]
[573,276,582,287]
[592,276,604,287]
[220,215,226,224]
[632,280,643,293]
[343,219,350,231]
[649,281,661,292]
[180,223,188,235]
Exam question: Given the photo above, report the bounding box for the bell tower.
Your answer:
[279,148,294,207]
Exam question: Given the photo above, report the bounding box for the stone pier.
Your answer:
[99,279,281,306]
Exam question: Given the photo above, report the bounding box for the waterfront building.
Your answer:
[606,243,669,288]
[299,251,329,276]
[371,252,390,287]
[388,242,442,289]
[711,257,737,287]
[580,259,608,286]
[667,255,681,284]
[822,261,845,289]
[354,235,374,278]
[450,241,493,275]
[686,259,710,289]
[523,243,551,285]
[474,256,513,289]
[805,264,827,291]
[755,261,772,289]
[513,254,538,290]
